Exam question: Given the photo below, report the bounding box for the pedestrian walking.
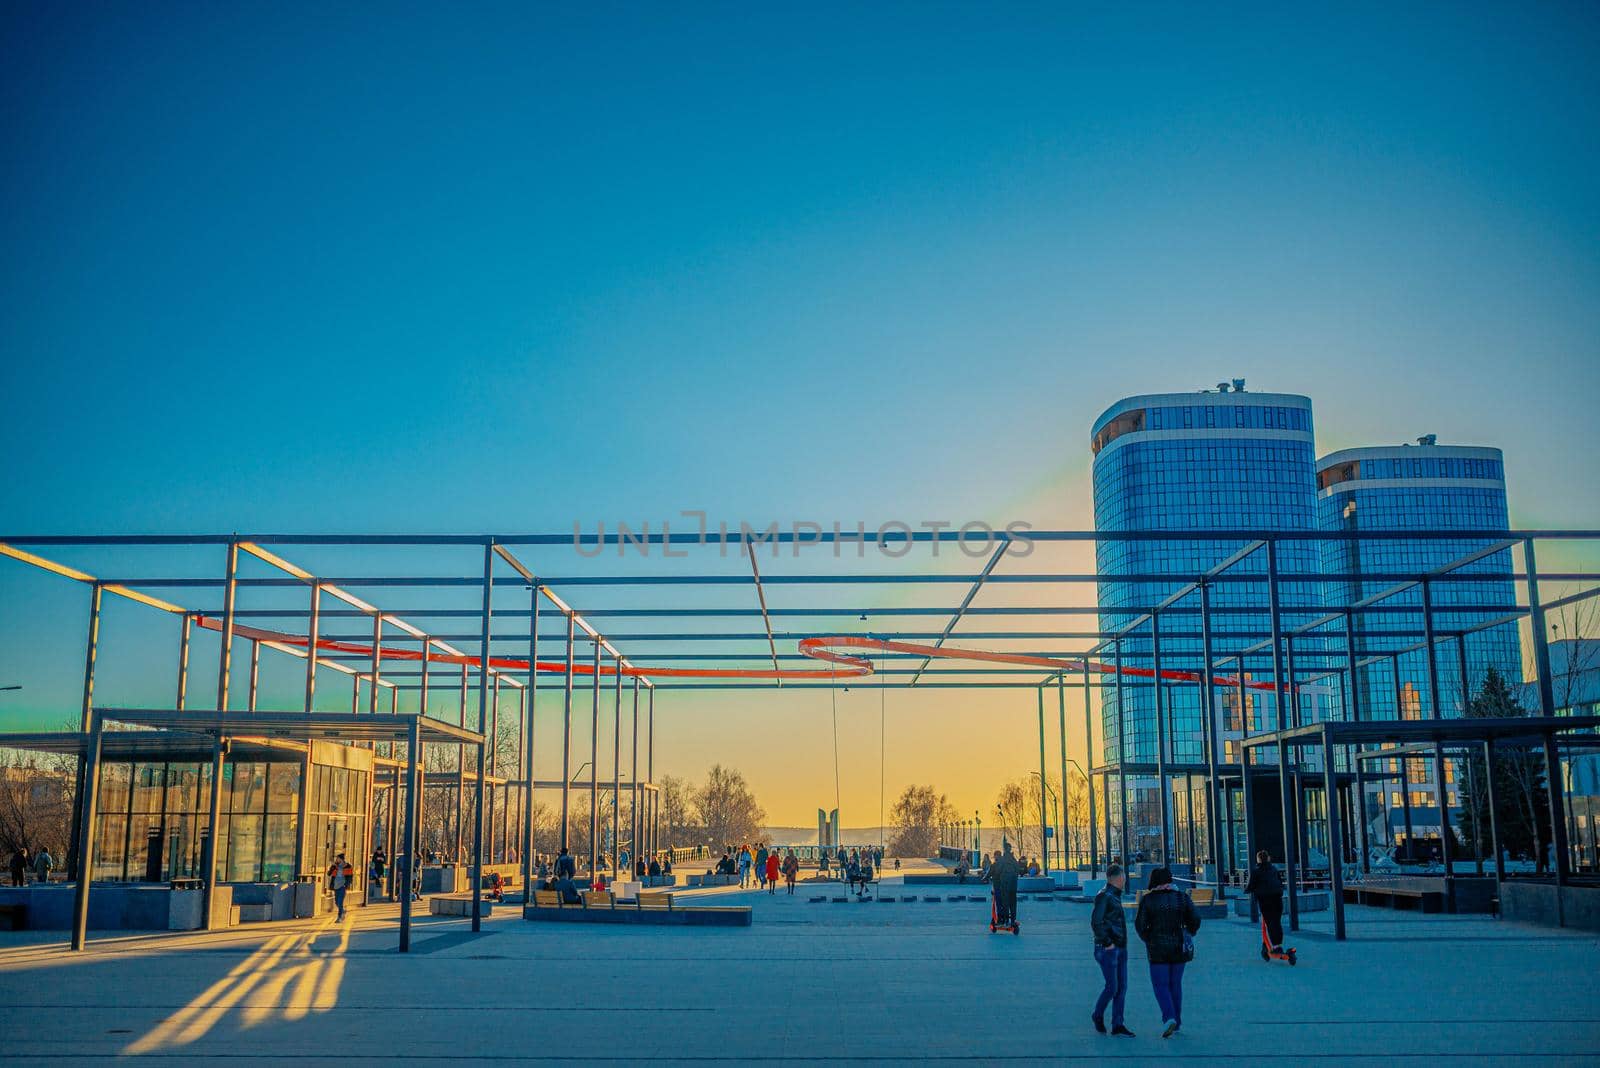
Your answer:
[326,852,354,921]
[755,844,770,890]
[765,849,781,894]
[9,848,27,887]
[1133,867,1201,1038]
[738,847,752,888]
[782,850,799,894]
[33,848,53,883]
[1090,863,1134,1037]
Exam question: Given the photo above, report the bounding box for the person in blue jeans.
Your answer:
[1134,866,1202,1038]
[1089,863,1134,1036]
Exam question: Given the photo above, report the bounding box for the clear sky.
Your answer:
[2,3,1598,826]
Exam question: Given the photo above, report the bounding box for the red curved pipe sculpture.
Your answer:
[194,616,1282,692]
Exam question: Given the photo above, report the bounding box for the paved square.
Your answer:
[2,880,1597,1065]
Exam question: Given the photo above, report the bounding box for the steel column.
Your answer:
[217,541,239,710]
[630,677,640,869]
[67,584,103,882]
[1114,638,1128,863]
[1525,539,1557,719]
[590,637,601,877]
[1199,582,1223,894]
[1346,610,1369,872]
[521,592,539,896]
[1082,660,1098,877]
[1420,578,1451,872]
[247,640,260,711]
[1278,736,1299,931]
[456,663,467,861]
[1484,739,1504,911]
[369,614,383,714]
[1152,613,1169,862]
[304,584,321,712]
[176,613,192,710]
[1545,732,1571,888]
[400,714,421,951]
[560,613,575,852]
[1057,675,1070,869]
[1323,725,1346,940]
[70,709,104,951]
[1036,687,1049,873]
[1238,660,1254,909]
[1268,542,1297,930]
[201,737,227,929]
[471,544,493,932]
[612,653,622,878]
[647,687,656,857]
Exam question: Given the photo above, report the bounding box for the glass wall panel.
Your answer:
[94,814,128,881]
[98,763,131,814]
[131,764,165,813]
[263,815,298,882]
[268,764,300,812]
[227,814,263,882]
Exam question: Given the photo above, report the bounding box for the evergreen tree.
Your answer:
[1456,668,1552,868]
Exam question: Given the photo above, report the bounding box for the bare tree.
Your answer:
[0,752,73,859]
[656,774,697,850]
[887,784,957,858]
[694,765,766,850]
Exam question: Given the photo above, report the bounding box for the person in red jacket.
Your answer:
[765,849,781,894]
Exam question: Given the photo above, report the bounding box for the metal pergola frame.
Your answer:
[3,527,1598,948]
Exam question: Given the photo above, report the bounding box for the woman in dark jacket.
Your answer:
[1134,866,1201,1038]
[1244,849,1286,956]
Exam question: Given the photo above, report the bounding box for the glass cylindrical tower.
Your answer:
[1091,383,1322,862]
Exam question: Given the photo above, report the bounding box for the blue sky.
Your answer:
[2,3,1598,822]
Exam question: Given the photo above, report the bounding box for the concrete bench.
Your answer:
[236,903,274,923]
[429,894,494,917]
[0,903,27,930]
[1016,877,1054,893]
[684,874,740,887]
[1344,882,1445,913]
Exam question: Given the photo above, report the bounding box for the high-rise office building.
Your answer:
[1091,381,1323,860]
[1316,437,1521,845]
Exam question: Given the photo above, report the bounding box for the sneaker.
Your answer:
[1092,1017,1106,1034]
[1111,1025,1135,1037]
[1162,1020,1178,1038]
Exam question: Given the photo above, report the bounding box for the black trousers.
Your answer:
[994,882,1018,922]
[1259,893,1284,947]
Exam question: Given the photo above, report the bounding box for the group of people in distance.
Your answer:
[714,843,802,894]
[7,846,54,886]
[817,846,887,896]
